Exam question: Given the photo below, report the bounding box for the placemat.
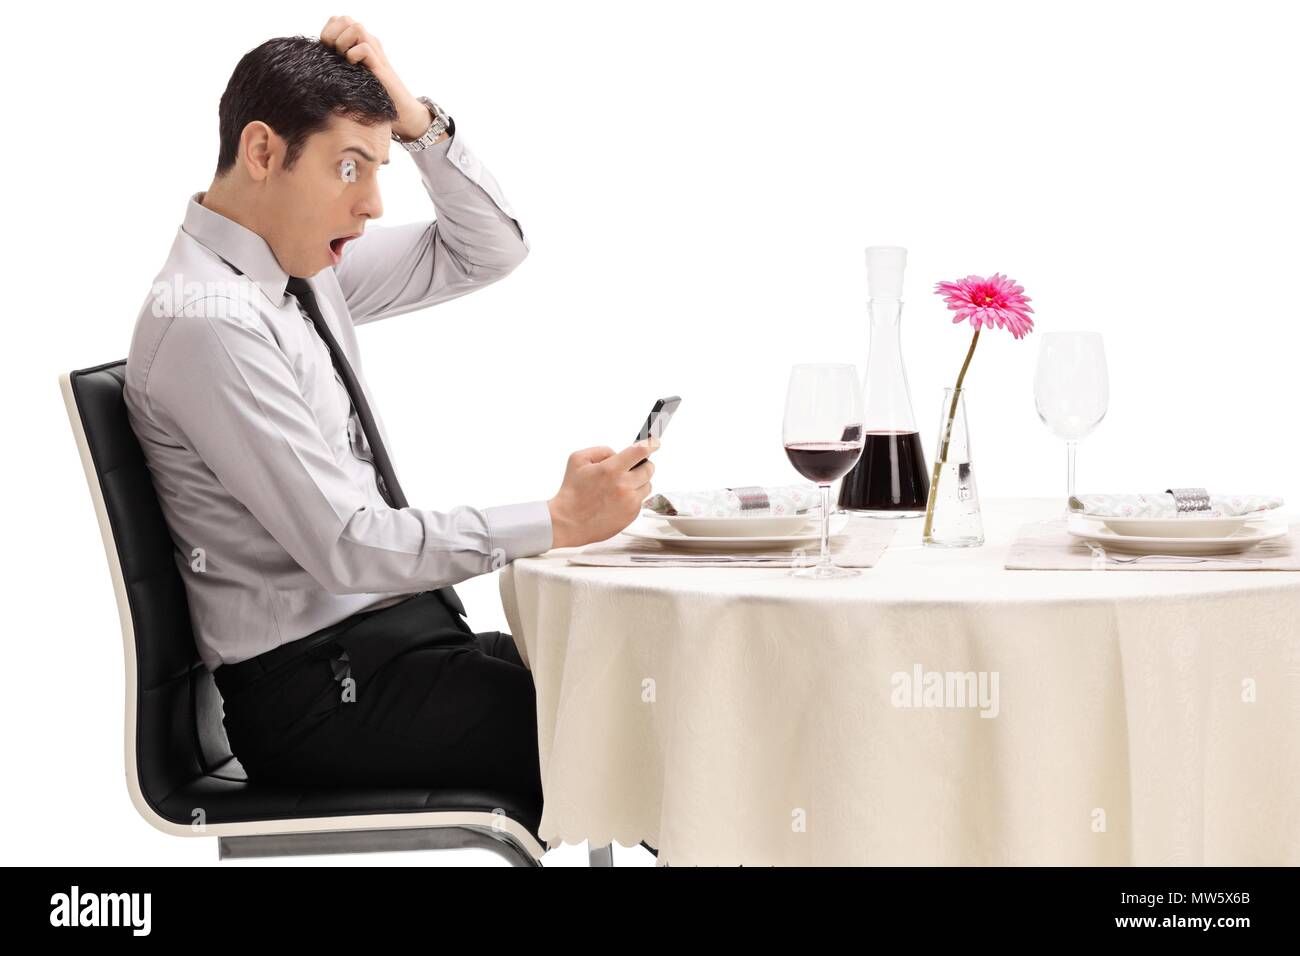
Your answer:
[568,515,898,568]
[1005,518,1300,571]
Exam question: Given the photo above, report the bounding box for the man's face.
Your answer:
[261,114,390,278]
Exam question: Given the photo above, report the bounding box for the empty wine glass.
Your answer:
[783,364,865,578]
[1033,331,1108,500]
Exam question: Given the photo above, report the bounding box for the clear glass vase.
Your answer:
[922,387,984,547]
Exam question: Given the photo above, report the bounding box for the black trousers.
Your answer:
[214,592,542,806]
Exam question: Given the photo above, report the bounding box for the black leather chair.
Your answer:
[61,361,551,865]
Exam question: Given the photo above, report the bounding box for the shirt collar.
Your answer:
[182,191,291,307]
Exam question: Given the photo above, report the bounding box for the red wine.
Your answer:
[837,430,930,512]
[784,441,864,483]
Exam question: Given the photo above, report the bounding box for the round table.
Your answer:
[499,497,1300,866]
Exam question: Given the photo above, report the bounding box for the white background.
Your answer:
[8,0,1299,866]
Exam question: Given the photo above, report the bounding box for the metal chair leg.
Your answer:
[218,825,544,867]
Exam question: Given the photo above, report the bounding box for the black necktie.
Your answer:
[285,276,467,620]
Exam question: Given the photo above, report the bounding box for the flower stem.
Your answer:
[818,483,831,568]
[922,329,980,541]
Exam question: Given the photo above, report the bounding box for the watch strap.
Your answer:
[393,96,452,152]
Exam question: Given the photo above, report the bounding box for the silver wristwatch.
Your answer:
[392,96,453,152]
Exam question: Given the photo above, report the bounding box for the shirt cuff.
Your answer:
[402,127,453,158]
[483,499,553,565]
[406,124,471,190]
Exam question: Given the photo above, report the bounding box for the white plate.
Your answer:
[654,511,822,537]
[625,514,848,551]
[1067,515,1288,555]
[1096,513,1254,538]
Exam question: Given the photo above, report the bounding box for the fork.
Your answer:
[629,553,790,563]
[1105,553,1262,565]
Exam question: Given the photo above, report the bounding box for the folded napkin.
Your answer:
[1069,491,1284,518]
[643,483,821,517]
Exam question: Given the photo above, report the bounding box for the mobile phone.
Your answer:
[632,395,680,469]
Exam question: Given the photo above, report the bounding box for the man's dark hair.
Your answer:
[215,35,398,178]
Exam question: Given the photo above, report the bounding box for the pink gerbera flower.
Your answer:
[922,269,1035,543]
[934,273,1034,339]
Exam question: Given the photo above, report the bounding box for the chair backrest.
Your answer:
[62,361,243,827]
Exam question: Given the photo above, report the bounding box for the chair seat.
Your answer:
[155,755,544,838]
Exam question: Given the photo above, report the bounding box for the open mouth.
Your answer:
[328,232,361,264]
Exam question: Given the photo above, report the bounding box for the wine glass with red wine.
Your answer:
[782,363,865,579]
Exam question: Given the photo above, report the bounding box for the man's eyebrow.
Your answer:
[341,145,389,166]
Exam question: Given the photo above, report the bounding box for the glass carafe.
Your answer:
[838,246,930,518]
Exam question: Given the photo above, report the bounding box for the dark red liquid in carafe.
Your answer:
[837,430,929,512]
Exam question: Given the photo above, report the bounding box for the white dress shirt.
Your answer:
[124,125,552,671]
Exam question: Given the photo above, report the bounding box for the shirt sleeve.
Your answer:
[333,123,530,326]
[141,298,552,595]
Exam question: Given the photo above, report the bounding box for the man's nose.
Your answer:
[355,185,383,222]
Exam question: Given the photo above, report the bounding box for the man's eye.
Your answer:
[339,159,357,183]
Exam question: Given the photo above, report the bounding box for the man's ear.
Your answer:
[238,120,278,183]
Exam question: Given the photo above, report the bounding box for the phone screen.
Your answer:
[632,396,680,470]
[636,396,681,443]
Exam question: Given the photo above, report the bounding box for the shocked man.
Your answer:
[124,18,658,805]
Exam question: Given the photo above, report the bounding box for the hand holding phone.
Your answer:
[545,398,678,548]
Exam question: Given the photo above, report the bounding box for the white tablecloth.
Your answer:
[499,497,1300,865]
